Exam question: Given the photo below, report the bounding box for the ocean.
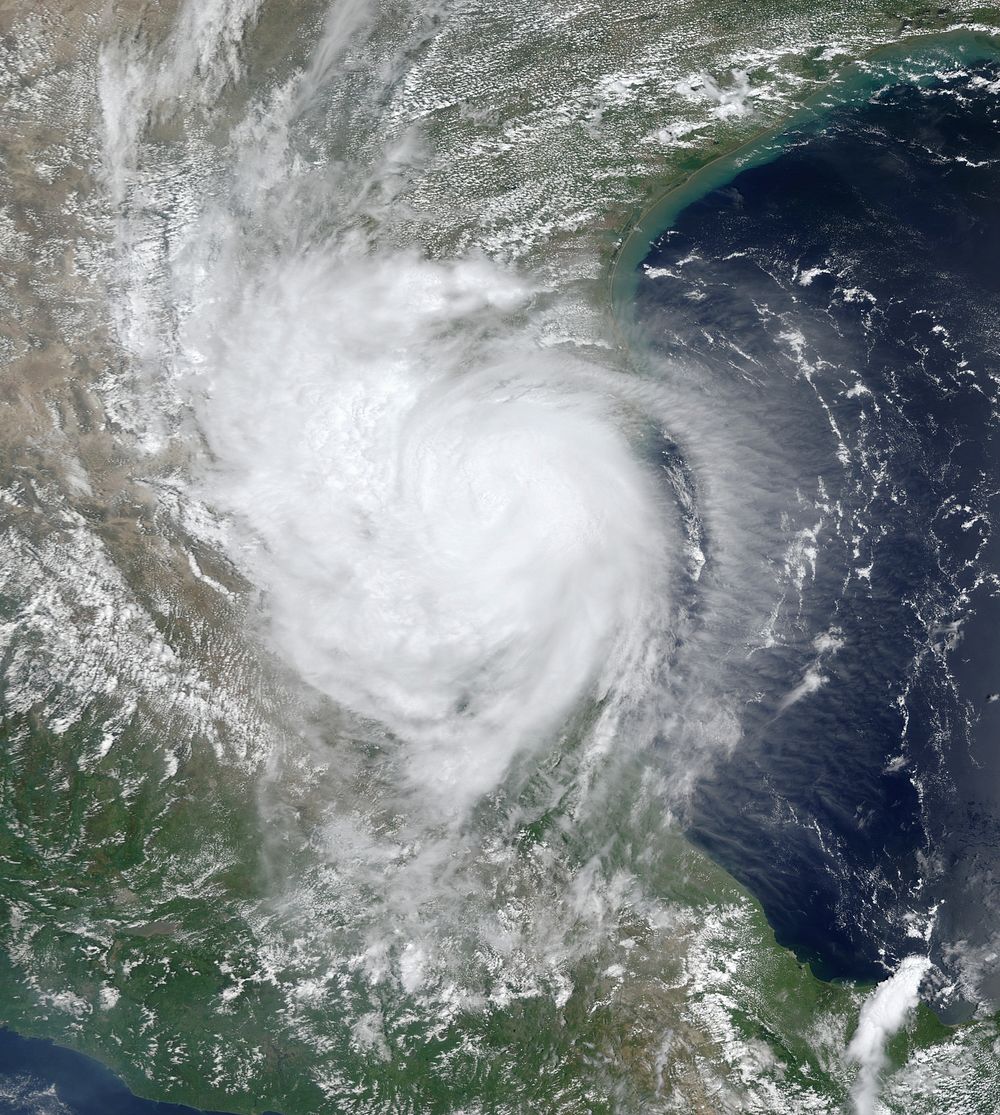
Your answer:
[626,34,1000,1015]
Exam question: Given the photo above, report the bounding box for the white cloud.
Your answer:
[846,955,932,1115]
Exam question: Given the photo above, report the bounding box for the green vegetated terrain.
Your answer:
[2,0,1000,1111]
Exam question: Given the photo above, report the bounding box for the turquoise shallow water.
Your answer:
[6,20,1000,1115]
[625,31,1000,1012]
[613,30,1000,316]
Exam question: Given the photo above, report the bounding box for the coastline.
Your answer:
[4,13,1000,1115]
[608,27,1000,326]
[0,1026,246,1115]
[605,20,1000,1026]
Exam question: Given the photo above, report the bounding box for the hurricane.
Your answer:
[182,248,675,810]
[3,0,1000,1112]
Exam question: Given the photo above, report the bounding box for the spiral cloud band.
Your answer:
[186,250,673,811]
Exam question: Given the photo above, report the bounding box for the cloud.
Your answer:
[846,955,932,1115]
[183,246,673,814]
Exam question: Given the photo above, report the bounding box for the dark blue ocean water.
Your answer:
[0,1029,261,1115]
[633,56,1000,1005]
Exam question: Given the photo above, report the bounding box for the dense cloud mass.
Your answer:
[3,0,1000,1110]
[185,248,672,808]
